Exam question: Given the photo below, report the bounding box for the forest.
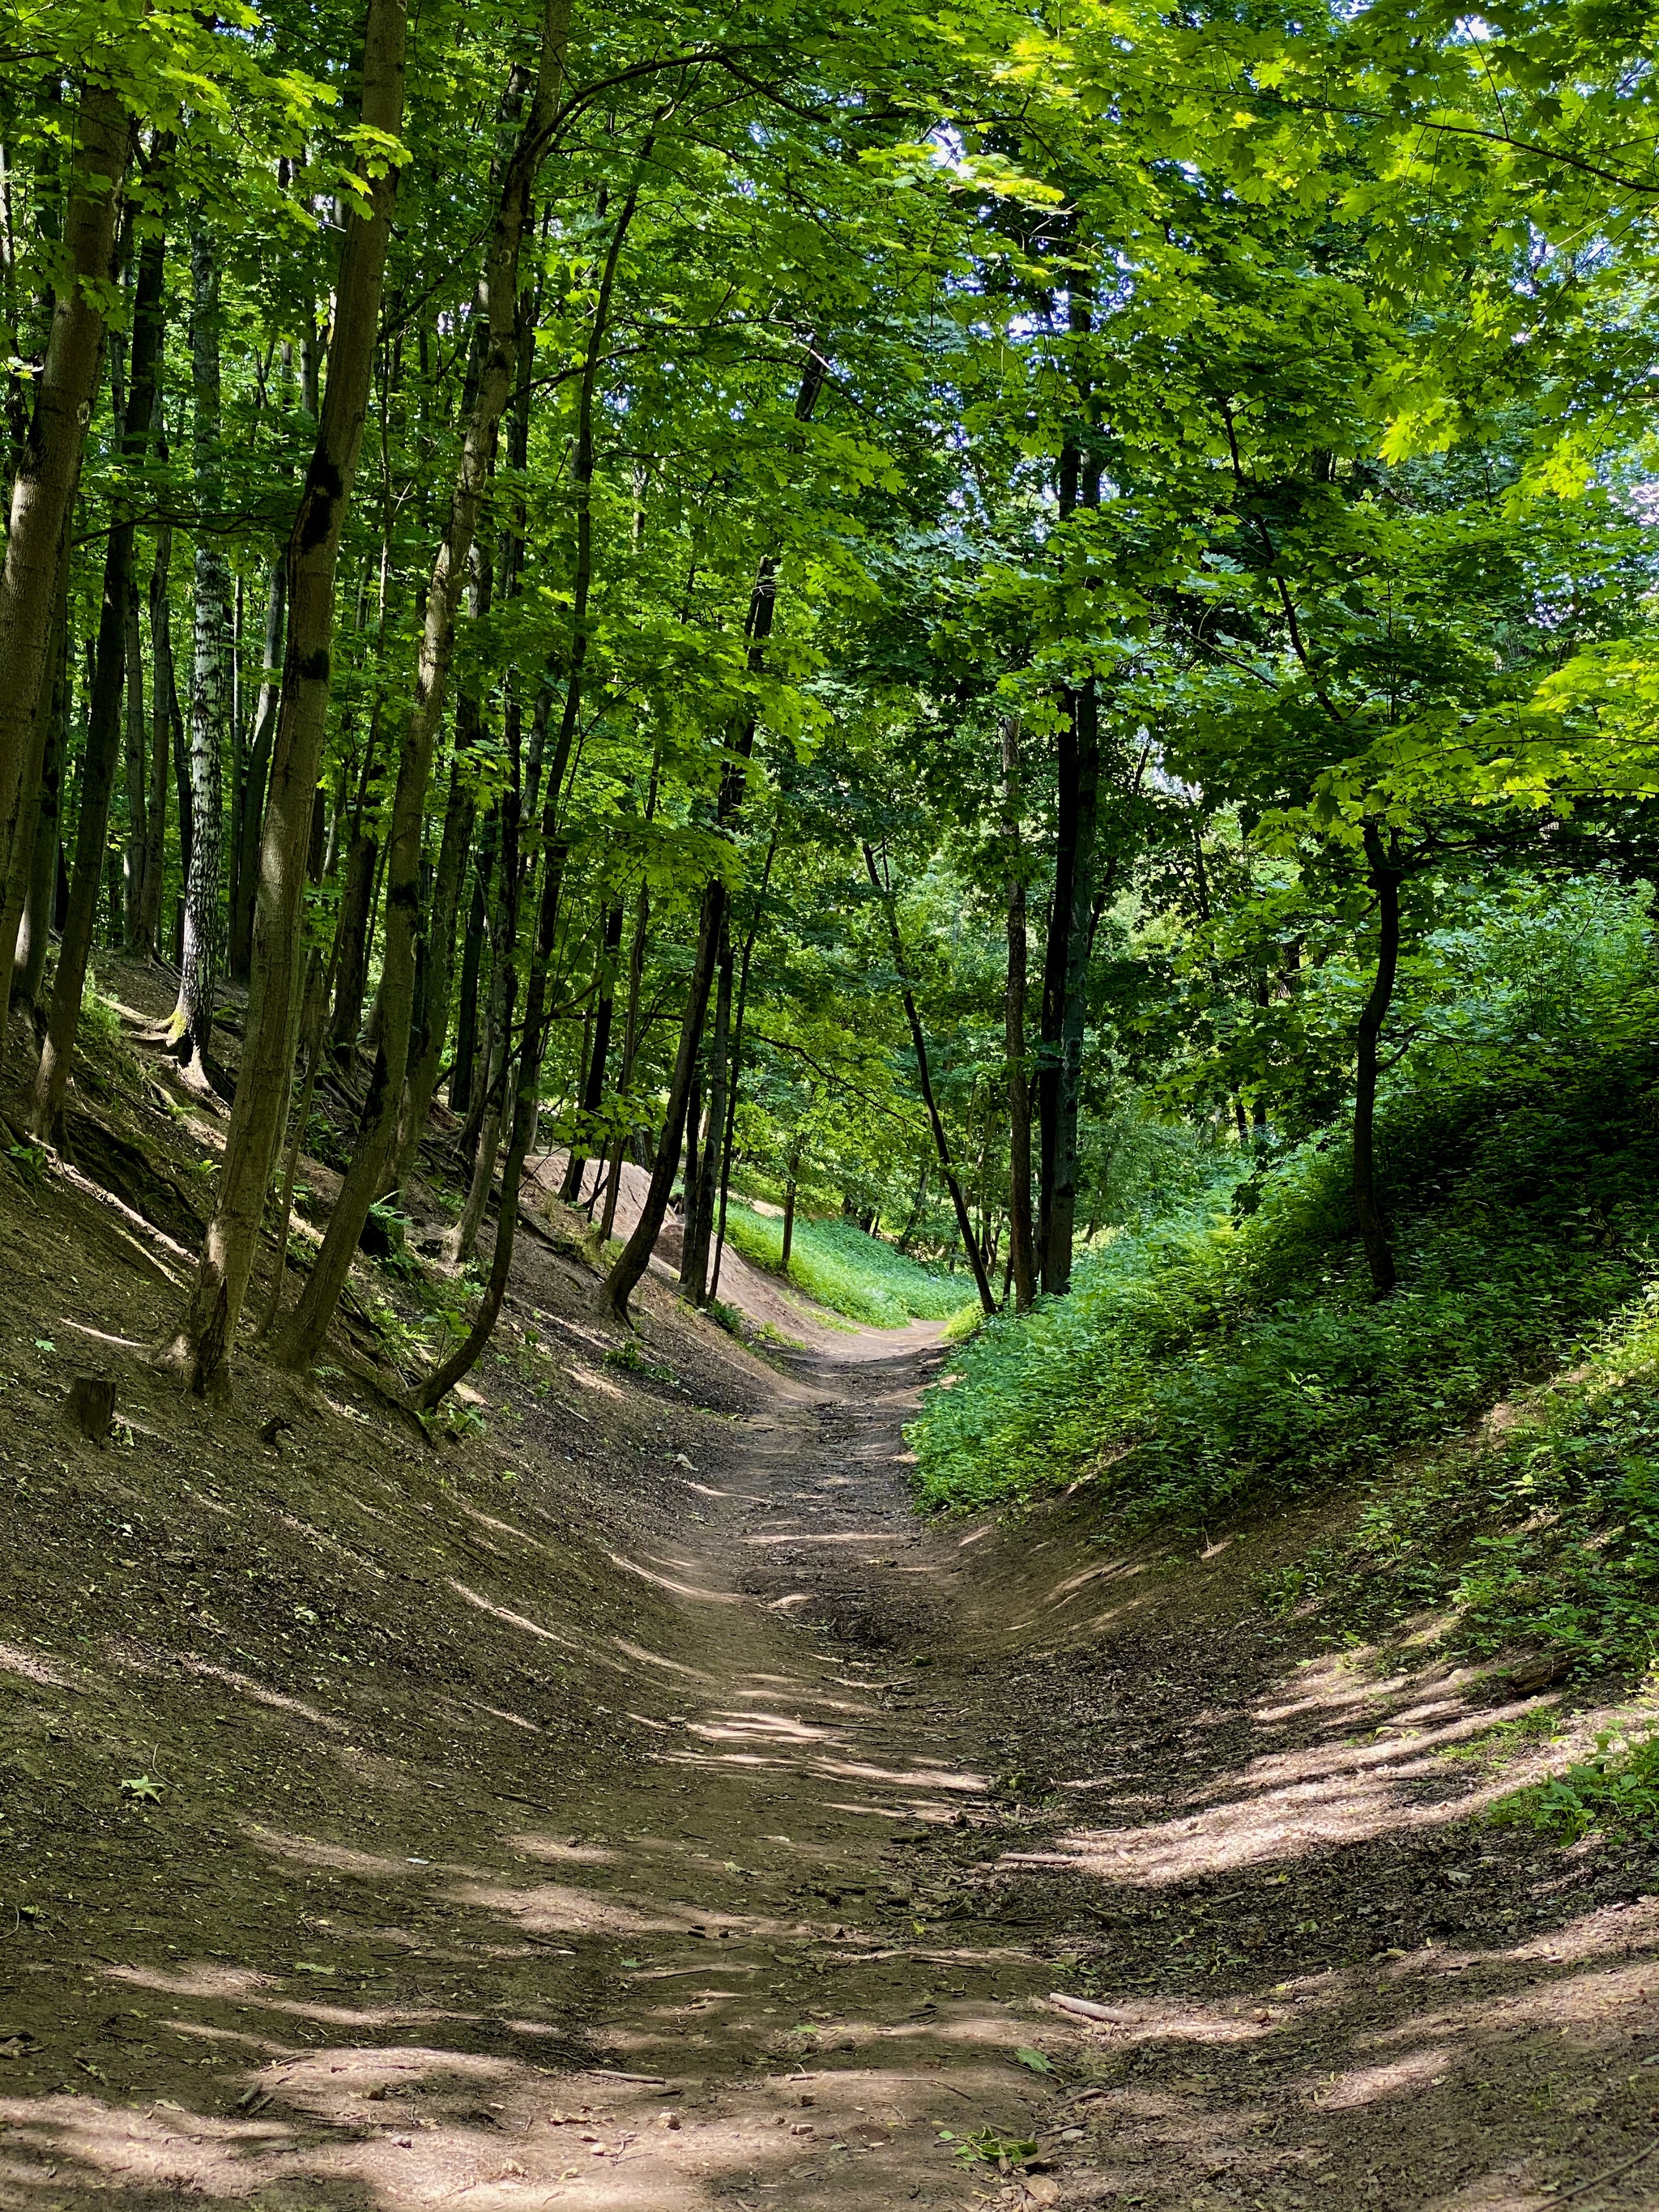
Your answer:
[6,0,1659,2200]
[9,0,1659,1418]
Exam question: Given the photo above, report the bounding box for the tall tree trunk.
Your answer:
[684,925,732,1303]
[680,1061,704,1256]
[28,185,163,1138]
[456,812,514,1171]
[603,347,825,1321]
[1002,714,1037,1311]
[780,1144,800,1272]
[329,819,380,1059]
[1354,825,1401,1298]
[0,82,130,936]
[1044,673,1099,1295]
[450,812,495,1114]
[604,878,725,1321]
[139,519,174,954]
[561,897,623,1200]
[121,570,147,945]
[158,0,408,1392]
[864,842,997,1318]
[229,554,284,980]
[1035,281,1098,1296]
[708,826,776,1302]
[280,2,569,1373]
[392,731,477,1193]
[414,789,544,1413]
[1,552,66,1019]
[167,215,230,1083]
[597,872,650,1241]
[14,601,68,1020]
[254,916,339,1340]
[392,534,489,1196]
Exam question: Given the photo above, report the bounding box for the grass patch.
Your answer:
[721,1204,965,1327]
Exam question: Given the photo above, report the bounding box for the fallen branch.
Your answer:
[1553,2138,1659,2201]
[1047,1992,1116,2022]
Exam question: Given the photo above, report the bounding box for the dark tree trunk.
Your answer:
[707,828,774,1303]
[1044,672,1099,1295]
[15,603,67,1019]
[1034,280,1098,1298]
[602,347,824,1322]
[684,923,731,1303]
[139,516,173,955]
[1002,714,1037,1310]
[780,1155,799,1272]
[121,569,146,946]
[330,826,379,1059]
[29,194,163,1137]
[229,554,284,980]
[1354,825,1401,1298]
[160,0,407,1392]
[604,876,725,1322]
[562,897,623,1201]
[0,81,130,935]
[864,843,996,1318]
[449,837,491,1112]
[1,552,66,1021]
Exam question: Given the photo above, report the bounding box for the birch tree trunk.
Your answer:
[158,0,408,1392]
[167,216,231,1084]
[391,532,489,1195]
[597,874,650,1241]
[139,519,175,954]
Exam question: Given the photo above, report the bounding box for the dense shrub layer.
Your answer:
[911,1051,1659,1542]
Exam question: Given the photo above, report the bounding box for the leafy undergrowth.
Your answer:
[910,1049,1659,1592]
[1494,1724,1659,1844]
[721,1200,967,1326]
[1269,1286,1659,1675]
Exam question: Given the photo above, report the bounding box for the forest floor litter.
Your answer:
[1,971,1657,2210]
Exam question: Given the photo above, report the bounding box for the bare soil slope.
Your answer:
[1,974,1657,2212]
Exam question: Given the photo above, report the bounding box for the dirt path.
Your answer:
[447,1318,1073,2210]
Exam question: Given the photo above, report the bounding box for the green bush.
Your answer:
[721,1203,965,1326]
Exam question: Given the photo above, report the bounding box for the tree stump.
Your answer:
[65,1375,115,1444]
